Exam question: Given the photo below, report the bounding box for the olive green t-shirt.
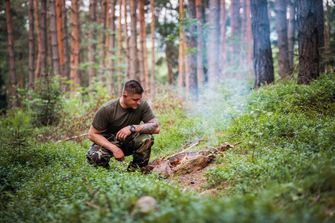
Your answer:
[92,99,155,138]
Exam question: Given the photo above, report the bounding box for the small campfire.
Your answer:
[143,142,240,178]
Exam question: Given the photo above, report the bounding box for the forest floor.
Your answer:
[1,75,335,222]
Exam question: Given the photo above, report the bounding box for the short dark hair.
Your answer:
[123,80,144,94]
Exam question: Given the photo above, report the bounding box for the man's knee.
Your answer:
[86,145,111,167]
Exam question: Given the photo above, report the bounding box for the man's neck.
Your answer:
[119,97,128,109]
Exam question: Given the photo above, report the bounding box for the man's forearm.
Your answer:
[136,122,159,134]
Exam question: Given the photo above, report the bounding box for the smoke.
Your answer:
[187,77,252,146]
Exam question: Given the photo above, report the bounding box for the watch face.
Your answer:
[130,125,136,133]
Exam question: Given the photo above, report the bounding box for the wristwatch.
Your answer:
[129,125,136,133]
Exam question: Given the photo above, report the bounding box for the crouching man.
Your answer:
[86,80,160,171]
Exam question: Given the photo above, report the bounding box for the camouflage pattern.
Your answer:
[86,133,154,170]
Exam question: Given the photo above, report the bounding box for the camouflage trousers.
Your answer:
[86,133,154,170]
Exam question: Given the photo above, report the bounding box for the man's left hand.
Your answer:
[116,126,132,141]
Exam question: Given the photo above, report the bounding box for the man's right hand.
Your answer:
[112,147,125,161]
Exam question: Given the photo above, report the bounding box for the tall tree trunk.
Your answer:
[123,0,130,79]
[56,0,65,77]
[178,0,186,90]
[88,0,97,84]
[50,0,61,76]
[129,0,140,81]
[117,0,123,95]
[296,0,319,84]
[107,0,116,94]
[287,0,295,72]
[28,0,35,88]
[207,0,220,85]
[186,0,198,98]
[62,0,70,78]
[244,0,253,69]
[40,0,48,77]
[316,0,325,73]
[34,0,42,78]
[275,0,290,78]
[139,0,149,92]
[230,0,241,58]
[5,0,17,107]
[150,0,156,95]
[324,0,332,72]
[102,0,109,72]
[251,0,274,88]
[70,0,80,89]
[196,0,204,86]
[220,0,226,76]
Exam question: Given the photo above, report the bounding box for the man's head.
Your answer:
[122,80,144,109]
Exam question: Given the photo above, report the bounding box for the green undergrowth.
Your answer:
[205,74,335,221]
[1,75,335,222]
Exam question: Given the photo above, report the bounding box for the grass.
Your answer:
[0,74,334,222]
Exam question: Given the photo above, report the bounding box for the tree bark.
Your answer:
[220,0,226,76]
[230,0,241,57]
[275,0,290,78]
[150,0,156,96]
[296,0,319,84]
[88,0,97,84]
[251,0,274,88]
[196,0,204,86]
[34,0,42,78]
[178,0,186,89]
[244,0,253,68]
[139,0,149,92]
[123,0,130,79]
[287,0,295,72]
[129,0,140,81]
[116,0,123,94]
[50,0,61,76]
[186,0,198,98]
[107,0,116,94]
[28,0,35,88]
[40,0,48,77]
[324,0,333,72]
[70,0,80,88]
[316,0,325,73]
[56,0,65,77]
[5,0,17,107]
[207,0,220,85]
[62,0,70,78]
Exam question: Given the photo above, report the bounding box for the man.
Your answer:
[87,80,160,170]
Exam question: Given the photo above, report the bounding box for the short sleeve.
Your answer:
[92,106,109,131]
[142,101,155,123]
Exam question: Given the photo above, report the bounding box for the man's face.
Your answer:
[123,91,142,109]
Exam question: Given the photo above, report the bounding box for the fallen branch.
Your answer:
[56,133,88,143]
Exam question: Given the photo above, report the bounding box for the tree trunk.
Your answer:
[220,0,226,76]
[251,0,274,88]
[139,0,149,92]
[88,0,97,84]
[196,0,204,86]
[107,0,116,94]
[207,0,220,85]
[34,0,42,78]
[324,0,333,72]
[40,0,48,77]
[230,0,241,57]
[50,0,61,76]
[186,0,198,98]
[70,0,80,89]
[123,0,130,79]
[244,0,253,69]
[129,0,140,81]
[56,0,65,77]
[296,0,319,84]
[150,0,156,96]
[62,0,70,78]
[275,0,290,78]
[117,0,123,95]
[316,0,325,73]
[287,0,295,72]
[178,0,186,90]
[28,0,35,88]
[5,0,17,107]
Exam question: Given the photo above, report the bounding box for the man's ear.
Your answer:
[123,90,128,97]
